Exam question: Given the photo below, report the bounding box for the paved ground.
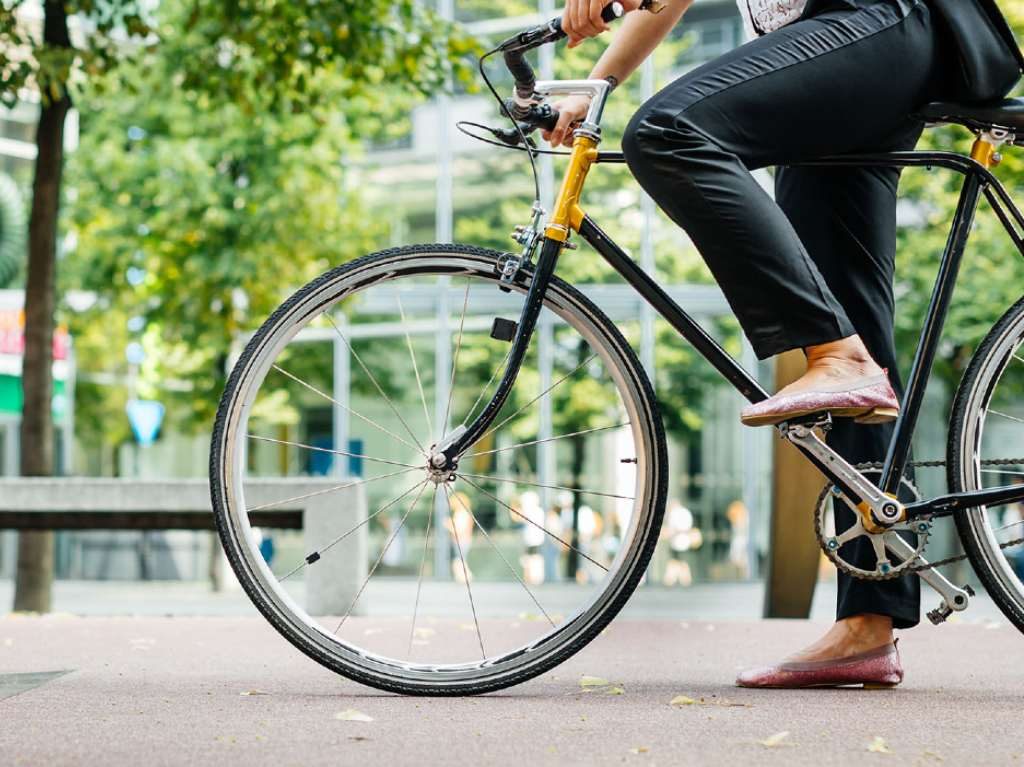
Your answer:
[0,577,1008,621]
[2,613,1022,767]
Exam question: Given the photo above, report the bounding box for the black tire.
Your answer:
[948,295,1024,633]
[210,243,668,695]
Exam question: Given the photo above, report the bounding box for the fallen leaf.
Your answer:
[629,746,649,754]
[867,736,891,754]
[759,731,791,748]
[606,686,625,696]
[335,709,374,723]
[579,675,610,688]
[239,690,269,697]
[670,694,750,708]
[922,751,944,762]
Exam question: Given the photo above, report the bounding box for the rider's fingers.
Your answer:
[561,2,581,46]
[588,0,612,34]
[573,0,596,41]
[549,108,576,147]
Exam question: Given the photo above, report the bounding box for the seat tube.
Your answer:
[879,161,988,494]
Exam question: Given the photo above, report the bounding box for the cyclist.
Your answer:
[546,0,954,687]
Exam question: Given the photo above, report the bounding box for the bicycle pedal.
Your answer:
[927,602,953,625]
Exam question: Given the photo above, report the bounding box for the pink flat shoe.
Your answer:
[735,641,903,689]
[740,370,899,427]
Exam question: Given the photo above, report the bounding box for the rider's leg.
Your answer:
[621,0,943,380]
[770,157,922,663]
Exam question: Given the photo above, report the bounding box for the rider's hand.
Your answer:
[541,94,592,148]
[562,0,643,48]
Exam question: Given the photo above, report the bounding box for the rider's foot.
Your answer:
[740,335,899,426]
[736,614,903,688]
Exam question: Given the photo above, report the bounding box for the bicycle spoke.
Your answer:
[460,475,608,572]
[449,486,554,629]
[981,468,1024,477]
[442,278,472,440]
[408,484,437,658]
[444,485,486,659]
[335,481,429,633]
[989,409,1024,426]
[248,466,419,513]
[278,478,425,582]
[458,471,634,502]
[995,517,1024,534]
[464,423,630,459]
[482,353,598,441]
[247,434,420,470]
[273,364,424,456]
[397,293,434,440]
[324,313,428,456]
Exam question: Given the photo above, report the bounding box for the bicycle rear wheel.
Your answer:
[949,295,1024,633]
[210,243,667,694]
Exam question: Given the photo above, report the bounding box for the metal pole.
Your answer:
[432,0,455,579]
[537,313,557,581]
[434,284,452,580]
[332,325,350,479]
[539,0,555,212]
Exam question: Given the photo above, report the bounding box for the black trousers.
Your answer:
[622,0,951,628]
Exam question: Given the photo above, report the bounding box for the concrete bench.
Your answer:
[0,477,367,616]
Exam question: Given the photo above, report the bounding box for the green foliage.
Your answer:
[894,3,1024,396]
[0,172,25,287]
[1,1,154,106]
[50,0,477,452]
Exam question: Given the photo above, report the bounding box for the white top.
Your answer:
[736,0,808,38]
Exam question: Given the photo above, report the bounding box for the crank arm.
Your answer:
[884,535,971,615]
[781,420,903,527]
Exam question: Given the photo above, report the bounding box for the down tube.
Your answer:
[577,215,769,404]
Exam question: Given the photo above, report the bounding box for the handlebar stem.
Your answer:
[530,78,614,139]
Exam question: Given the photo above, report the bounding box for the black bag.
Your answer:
[930,0,1024,103]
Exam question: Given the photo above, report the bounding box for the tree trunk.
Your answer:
[13,1,71,613]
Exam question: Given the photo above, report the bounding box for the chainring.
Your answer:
[814,466,932,581]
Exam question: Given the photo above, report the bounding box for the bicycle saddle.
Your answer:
[917,98,1024,133]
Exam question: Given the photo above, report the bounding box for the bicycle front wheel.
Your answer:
[210,243,667,694]
[949,295,1024,633]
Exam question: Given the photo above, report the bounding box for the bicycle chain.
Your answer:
[816,458,1024,578]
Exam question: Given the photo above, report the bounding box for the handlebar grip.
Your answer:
[535,105,560,134]
[601,2,625,23]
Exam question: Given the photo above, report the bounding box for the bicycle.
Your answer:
[210,3,1024,695]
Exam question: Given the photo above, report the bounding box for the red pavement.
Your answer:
[2,614,1022,766]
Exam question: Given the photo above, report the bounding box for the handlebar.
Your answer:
[500,1,627,120]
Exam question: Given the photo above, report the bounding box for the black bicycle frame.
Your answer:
[443,148,1024,521]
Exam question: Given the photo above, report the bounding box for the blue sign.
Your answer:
[126,399,165,447]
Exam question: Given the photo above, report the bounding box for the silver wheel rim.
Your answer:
[214,250,661,688]
[957,308,1024,606]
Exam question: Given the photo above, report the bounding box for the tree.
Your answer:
[0,0,473,611]
[894,5,1024,414]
